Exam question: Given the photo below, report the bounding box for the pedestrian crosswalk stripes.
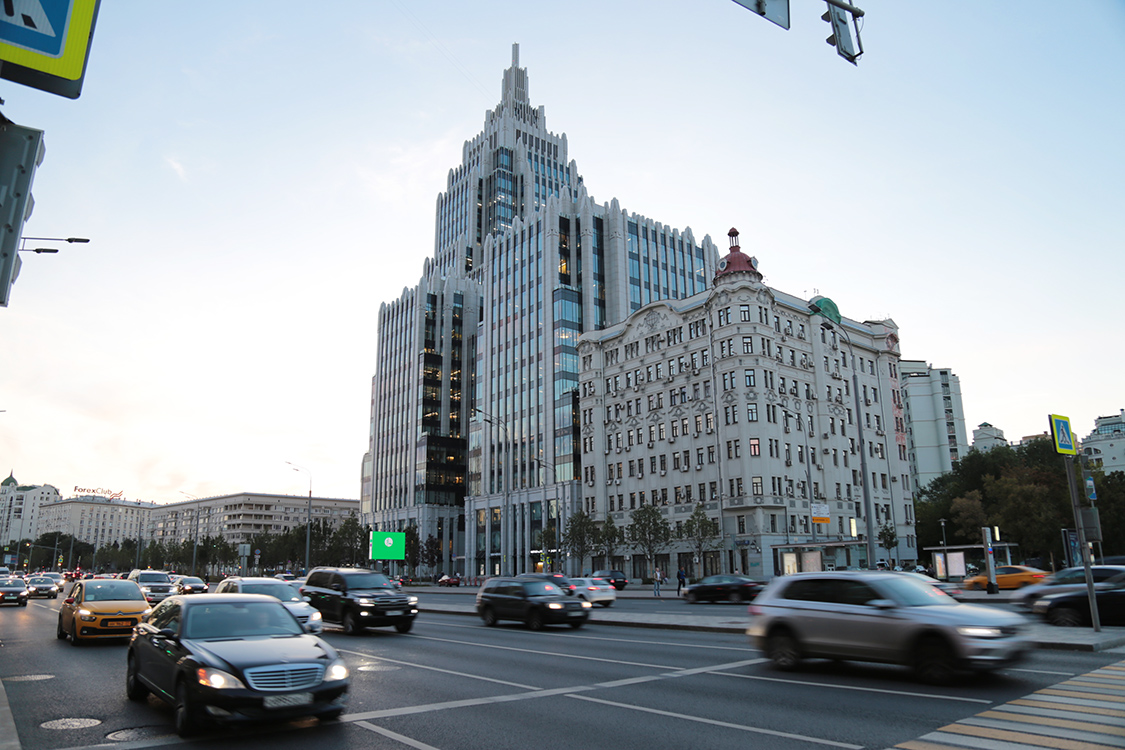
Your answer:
[891,660,1125,750]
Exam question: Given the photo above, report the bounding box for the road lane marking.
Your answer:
[374,633,682,670]
[716,671,993,704]
[422,618,761,652]
[974,710,1125,736]
[355,720,441,749]
[568,694,864,749]
[335,648,539,689]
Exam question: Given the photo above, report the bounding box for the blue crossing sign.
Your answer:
[1049,414,1077,455]
[0,0,100,99]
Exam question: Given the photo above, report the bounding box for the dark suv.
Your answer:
[127,569,174,604]
[476,577,590,630]
[300,567,418,634]
[591,570,629,590]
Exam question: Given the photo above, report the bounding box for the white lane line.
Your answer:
[715,671,993,704]
[383,633,681,670]
[344,683,597,722]
[568,694,865,749]
[1008,667,1080,676]
[428,619,760,652]
[335,648,539,690]
[355,720,442,750]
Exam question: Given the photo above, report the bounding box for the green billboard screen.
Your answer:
[370,531,405,560]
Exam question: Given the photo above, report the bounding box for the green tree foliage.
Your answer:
[595,515,625,567]
[404,524,421,575]
[680,503,722,566]
[560,510,598,573]
[627,504,672,575]
[877,522,898,556]
[421,534,442,575]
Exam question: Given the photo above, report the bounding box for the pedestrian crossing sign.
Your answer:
[1049,414,1076,455]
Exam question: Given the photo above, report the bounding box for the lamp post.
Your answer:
[781,405,818,546]
[808,296,876,569]
[286,462,312,574]
[533,457,564,574]
[939,518,948,579]
[181,492,200,576]
[475,408,512,576]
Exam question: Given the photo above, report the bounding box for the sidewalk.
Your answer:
[410,586,1125,652]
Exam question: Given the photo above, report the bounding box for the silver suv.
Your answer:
[747,571,1029,683]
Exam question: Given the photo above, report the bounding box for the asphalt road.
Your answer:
[3,592,1125,750]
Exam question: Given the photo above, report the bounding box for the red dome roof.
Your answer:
[714,227,760,282]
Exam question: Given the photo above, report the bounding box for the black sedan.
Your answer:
[25,575,60,599]
[683,574,763,604]
[0,577,28,606]
[126,594,349,737]
[172,576,208,595]
[1032,583,1125,627]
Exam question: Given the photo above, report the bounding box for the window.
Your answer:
[748,438,760,456]
[744,369,756,388]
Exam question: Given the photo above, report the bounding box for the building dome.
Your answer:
[2,473,16,487]
[714,227,762,285]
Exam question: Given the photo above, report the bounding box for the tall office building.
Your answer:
[0,474,61,550]
[362,46,719,576]
[899,361,969,492]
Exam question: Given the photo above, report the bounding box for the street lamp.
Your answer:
[181,492,201,576]
[939,518,948,579]
[286,461,312,574]
[808,296,876,569]
[533,456,563,574]
[475,408,512,576]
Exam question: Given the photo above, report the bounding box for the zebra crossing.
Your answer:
[892,661,1125,750]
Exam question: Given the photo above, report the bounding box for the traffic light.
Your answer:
[821,2,861,64]
[0,119,45,307]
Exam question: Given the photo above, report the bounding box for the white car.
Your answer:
[214,576,324,633]
[570,577,617,607]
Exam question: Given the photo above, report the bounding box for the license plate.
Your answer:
[385,610,403,616]
[263,692,313,709]
[568,610,584,617]
[105,620,130,628]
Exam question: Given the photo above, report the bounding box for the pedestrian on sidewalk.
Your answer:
[676,567,686,595]
[653,568,663,597]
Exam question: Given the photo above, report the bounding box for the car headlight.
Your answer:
[548,602,564,610]
[324,659,349,682]
[581,601,592,609]
[140,586,151,593]
[309,610,322,621]
[196,667,246,689]
[957,625,1003,639]
[78,608,96,621]
[407,595,419,606]
[356,598,374,605]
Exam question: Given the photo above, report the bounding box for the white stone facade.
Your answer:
[899,361,970,491]
[0,474,61,547]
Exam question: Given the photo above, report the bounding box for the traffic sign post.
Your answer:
[0,0,101,99]
[1051,413,1100,631]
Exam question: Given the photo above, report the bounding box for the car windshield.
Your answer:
[28,577,53,585]
[343,573,393,590]
[242,583,302,602]
[179,577,205,586]
[136,572,171,583]
[84,582,145,602]
[877,576,956,606]
[1,578,25,587]
[183,601,303,639]
[522,581,562,596]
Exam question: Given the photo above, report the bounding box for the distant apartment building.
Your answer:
[576,230,917,578]
[149,493,360,547]
[0,474,61,545]
[972,422,1009,451]
[1081,409,1125,475]
[899,361,969,491]
[37,494,157,550]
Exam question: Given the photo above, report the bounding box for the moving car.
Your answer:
[591,570,629,590]
[128,569,175,604]
[1032,583,1125,627]
[1011,566,1125,609]
[25,575,60,599]
[517,572,577,596]
[126,594,349,737]
[215,576,323,634]
[172,576,208,595]
[962,565,1047,590]
[747,571,1028,684]
[0,577,28,606]
[300,567,418,634]
[898,571,963,600]
[684,574,763,604]
[569,577,616,607]
[476,577,591,629]
[57,578,150,644]
[437,574,461,587]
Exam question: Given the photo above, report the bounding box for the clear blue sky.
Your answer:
[1,1,1121,504]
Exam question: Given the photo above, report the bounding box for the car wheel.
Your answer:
[526,610,544,631]
[481,606,497,627]
[342,611,361,635]
[56,617,67,640]
[1048,607,1084,627]
[686,591,698,604]
[766,628,801,670]
[729,591,744,604]
[569,621,584,629]
[394,619,414,634]
[600,601,613,607]
[69,622,81,647]
[913,636,955,685]
[126,653,149,702]
[174,681,202,737]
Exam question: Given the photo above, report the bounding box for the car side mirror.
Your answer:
[156,628,178,641]
[869,599,897,610]
[303,595,311,602]
[331,583,342,591]
[64,597,75,604]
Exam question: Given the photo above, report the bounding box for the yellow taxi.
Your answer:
[963,565,1048,590]
[56,578,151,645]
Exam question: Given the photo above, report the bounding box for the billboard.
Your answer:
[370,531,405,561]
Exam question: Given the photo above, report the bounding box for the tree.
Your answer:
[595,515,625,569]
[680,503,722,574]
[950,490,988,543]
[627,504,672,577]
[877,522,898,561]
[538,522,557,572]
[560,510,598,573]
[421,534,442,576]
[404,524,421,576]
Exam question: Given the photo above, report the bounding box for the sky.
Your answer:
[0,1,1121,506]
